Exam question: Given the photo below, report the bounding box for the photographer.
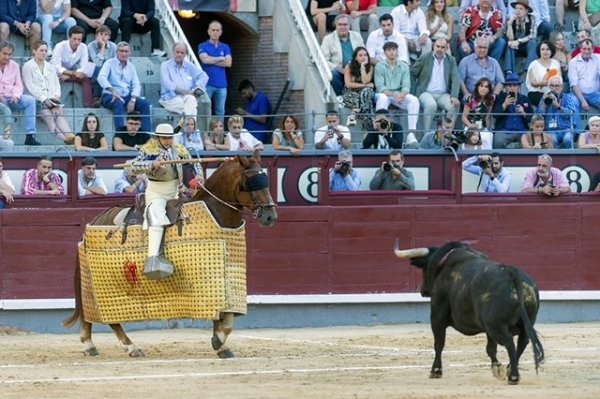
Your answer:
[362,109,403,149]
[315,110,352,150]
[329,150,361,192]
[462,152,511,193]
[536,76,579,148]
[369,149,414,191]
[521,154,570,196]
[419,116,454,149]
[492,72,533,149]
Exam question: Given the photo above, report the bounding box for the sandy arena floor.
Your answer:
[1,322,599,398]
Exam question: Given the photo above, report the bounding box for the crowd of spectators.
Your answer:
[1,0,599,208]
[308,0,600,152]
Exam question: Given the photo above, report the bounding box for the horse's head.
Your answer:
[197,150,277,228]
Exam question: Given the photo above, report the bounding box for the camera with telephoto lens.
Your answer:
[447,130,467,150]
[544,94,555,105]
[383,161,399,172]
[478,160,489,169]
[337,160,351,174]
[378,118,389,130]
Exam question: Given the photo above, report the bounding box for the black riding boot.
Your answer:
[24,134,41,146]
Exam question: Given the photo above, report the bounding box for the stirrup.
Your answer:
[144,255,174,280]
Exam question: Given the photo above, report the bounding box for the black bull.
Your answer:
[395,241,545,385]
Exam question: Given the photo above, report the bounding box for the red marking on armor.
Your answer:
[123,260,139,286]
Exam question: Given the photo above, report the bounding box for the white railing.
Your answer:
[155,0,202,68]
[288,0,333,102]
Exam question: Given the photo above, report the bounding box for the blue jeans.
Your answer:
[537,21,552,41]
[549,130,574,149]
[5,94,36,133]
[331,69,344,96]
[205,85,227,117]
[37,14,76,47]
[504,39,537,73]
[101,94,152,133]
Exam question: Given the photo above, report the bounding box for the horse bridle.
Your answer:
[199,165,276,218]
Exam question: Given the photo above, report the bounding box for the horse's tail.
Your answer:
[62,252,82,329]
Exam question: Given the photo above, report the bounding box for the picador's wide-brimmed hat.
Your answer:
[511,0,533,13]
[153,123,179,137]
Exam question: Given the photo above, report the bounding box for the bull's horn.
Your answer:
[394,239,429,258]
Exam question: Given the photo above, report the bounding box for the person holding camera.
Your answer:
[419,116,454,149]
[315,110,352,150]
[369,149,414,191]
[462,152,511,193]
[492,72,533,149]
[521,154,570,196]
[362,109,403,149]
[536,75,579,148]
[329,150,361,192]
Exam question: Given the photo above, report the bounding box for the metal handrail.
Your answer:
[287,0,333,102]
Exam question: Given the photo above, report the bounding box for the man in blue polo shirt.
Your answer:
[198,20,232,117]
[234,79,271,142]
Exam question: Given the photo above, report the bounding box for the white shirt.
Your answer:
[1,171,15,192]
[77,170,108,197]
[390,5,429,41]
[51,40,93,77]
[22,59,61,102]
[366,28,409,65]
[314,125,351,150]
[426,56,447,94]
[568,54,600,94]
[227,130,263,151]
[37,0,71,17]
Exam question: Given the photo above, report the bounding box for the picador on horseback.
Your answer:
[130,123,204,277]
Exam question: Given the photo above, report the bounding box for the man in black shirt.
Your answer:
[113,111,151,151]
[71,0,119,41]
[119,0,164,57]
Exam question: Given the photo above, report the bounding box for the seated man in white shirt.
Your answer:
[390,0,432,60]
[51,25,94,107]
[78,156,107,196]
[224,114,264,152]
[366,13,409,66]
[314,110,352,150]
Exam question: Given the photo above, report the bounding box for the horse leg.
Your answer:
[212,312,235,359]
[80,320,99,356]
[109,323,145,357]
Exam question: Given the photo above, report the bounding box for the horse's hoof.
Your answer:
[217,349,235,359]
[128,348,146,358]
[429,368,442,379]
[211,334,223,351]
[83,347,99,356]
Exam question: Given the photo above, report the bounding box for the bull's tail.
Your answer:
[62,252,82,329]
[512,268,545,372]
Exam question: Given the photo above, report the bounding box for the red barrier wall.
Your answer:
[1,200,599,301]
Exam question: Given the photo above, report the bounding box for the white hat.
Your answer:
[153,123,178,137]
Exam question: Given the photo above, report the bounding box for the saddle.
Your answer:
[101,193,190,244]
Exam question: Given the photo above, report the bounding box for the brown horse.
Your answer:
[63,151,277,358]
